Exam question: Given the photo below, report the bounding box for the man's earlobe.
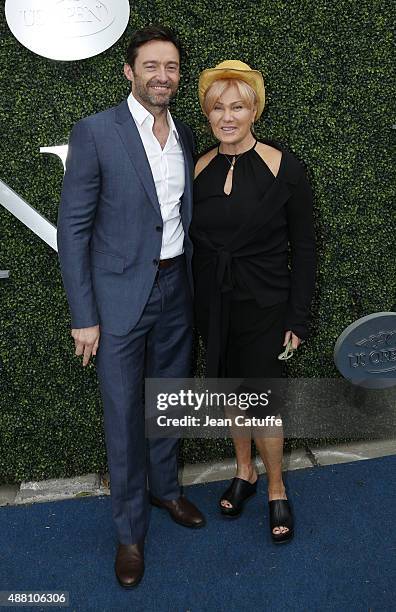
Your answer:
[123,63,133,82]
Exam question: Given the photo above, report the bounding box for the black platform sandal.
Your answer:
[268,499,294,544]
[219,477,258,518]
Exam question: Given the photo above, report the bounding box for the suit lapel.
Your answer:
[174,120,193,224]
[115,100,161,216]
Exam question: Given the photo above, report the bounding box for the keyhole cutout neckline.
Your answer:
[217,139,258,196]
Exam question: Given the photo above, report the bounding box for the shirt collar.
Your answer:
[127,92,179,141]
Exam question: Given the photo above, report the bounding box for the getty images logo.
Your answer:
[5,0,130,61]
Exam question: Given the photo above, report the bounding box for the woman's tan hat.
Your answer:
[198,59,265,120]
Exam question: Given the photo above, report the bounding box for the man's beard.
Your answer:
[133,75,177,108]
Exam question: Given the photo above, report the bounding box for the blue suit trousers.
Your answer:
[95,256,193,544]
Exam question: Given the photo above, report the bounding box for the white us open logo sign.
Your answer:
[5,0,130,61]
[2,0,131,245]
[0,146,68,251]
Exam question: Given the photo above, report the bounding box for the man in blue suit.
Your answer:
[57,26,205,588]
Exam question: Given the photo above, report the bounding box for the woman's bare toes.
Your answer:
[273,525,289,534]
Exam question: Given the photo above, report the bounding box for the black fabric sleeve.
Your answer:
[284,166,317,340]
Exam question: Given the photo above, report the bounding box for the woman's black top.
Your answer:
[190,138,316,376]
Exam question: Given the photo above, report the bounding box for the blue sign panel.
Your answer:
[334,312,396,388]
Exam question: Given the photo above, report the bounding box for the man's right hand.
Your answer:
[71,325,100,367]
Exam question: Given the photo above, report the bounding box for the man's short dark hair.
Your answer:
[126,25,183,70]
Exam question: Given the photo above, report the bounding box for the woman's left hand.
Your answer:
[283,330,302,350]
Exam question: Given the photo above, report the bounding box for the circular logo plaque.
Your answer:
[5,0,130,61]
[334,312,396,388]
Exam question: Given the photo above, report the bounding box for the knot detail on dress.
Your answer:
[216,249,234,293]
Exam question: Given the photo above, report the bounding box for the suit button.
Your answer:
[153,259,159,266]
[156,226,162,232]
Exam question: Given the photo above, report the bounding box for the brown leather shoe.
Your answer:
[115,541,144,588]
[150,495,206,528]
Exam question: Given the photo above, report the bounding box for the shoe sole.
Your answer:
[115,573,144,589]
[271,530,294,544]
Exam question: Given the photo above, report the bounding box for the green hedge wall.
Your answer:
[0,1,394,483]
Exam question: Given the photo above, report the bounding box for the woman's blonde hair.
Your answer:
[203,78,257,118]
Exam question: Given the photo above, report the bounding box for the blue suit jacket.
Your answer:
[57,99,195,335]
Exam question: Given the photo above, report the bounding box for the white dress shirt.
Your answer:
[127,93,185,259]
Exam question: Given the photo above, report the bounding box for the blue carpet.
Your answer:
[1,455,395,612]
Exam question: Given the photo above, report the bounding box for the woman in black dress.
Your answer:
[190,61,316,543]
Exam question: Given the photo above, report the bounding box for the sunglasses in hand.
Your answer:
[278,339,296,361]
